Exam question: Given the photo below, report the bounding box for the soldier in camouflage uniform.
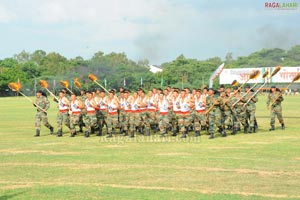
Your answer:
[69,93,84,137]
[106,90,120,137]
[78,89,87,132]
[55,90,70,137]
[220,91,233,134]
[231,87,247,134]
[83,91,99,137]
[156,93,170,137]
[206,88,226,139]
[267,86,285,131]
[129,91,141,138]
[193,89,206,137]
[119,90,132,136]
[144,90,157,136]
[244,85,258,133]
[34,90,54,137]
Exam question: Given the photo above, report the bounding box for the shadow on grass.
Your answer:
[0,191,26,200]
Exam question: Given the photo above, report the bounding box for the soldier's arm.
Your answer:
[78,100,85,109]
[251,94,258,103]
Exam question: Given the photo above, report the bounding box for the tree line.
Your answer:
[1,45,300,96]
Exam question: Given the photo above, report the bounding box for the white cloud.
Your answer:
[0,4,16,22]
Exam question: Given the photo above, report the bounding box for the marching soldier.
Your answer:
[78,89,87,133]
[170,89,181,136]
[156,93,171,137]
[56,90,70,137]
[206,88,226,139]
[178,89,193,138]
[144,90,157,136]
[193,89,206,137]
[267,86,285,131]
[119,90,132,136]
[106,90,120,137]
[33,90,54,137]
[98,90,108,136]
[244,85,258,133]
[69,93,84,137]
[83,91,99,137]
[129,91,141,138]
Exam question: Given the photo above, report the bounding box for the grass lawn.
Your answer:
[0,95,300,200]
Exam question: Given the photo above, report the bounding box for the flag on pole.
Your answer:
[140,77,143,86]
[123,78,126,87]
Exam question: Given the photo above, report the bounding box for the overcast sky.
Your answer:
[0,0,300,64]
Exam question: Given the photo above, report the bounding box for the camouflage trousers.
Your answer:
[107,113,119,133]
[158,114,169,134]
[223,110,233,127]
[246,105,256,128]
[207,108,222,134]
[35,111,52,130]
[144,111,157,131]
[84,113,99,132]
[193,111,206,131]
[70,114,81,134]
[129,112,141,132]
[178,112,192,133]
[97,110,107,130]
[139,111,147,127]
[119,111,130,131]
[56,111,70,131]
[170,112,179,131]
[232,106,247,129]
[270,105,284,126]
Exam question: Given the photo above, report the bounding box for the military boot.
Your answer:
[129,131,135,138]
[84,131,90,138]
[70,131,76,137]
[281,123,285,130]
[49,126,54,135]
[269,125,275,131]
[221,129,227,137]
[107,129,114,138]
[195,131,201,137]
[34,129,40,137]
[79,125,83,133]
[145,129,151,136]
[244,126,248,134]
[232,128,237,135]
[123,130,128,136]
[57,129,62,137]
[171,130,177,137]
[180,133,187,138]
[253,126,257,133]
[248,127,253,133]
[96,127,102,136]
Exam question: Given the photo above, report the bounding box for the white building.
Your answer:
[149,65,163,73]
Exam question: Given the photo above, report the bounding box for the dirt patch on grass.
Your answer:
[36,142,68,146]
[242,142,272,145]
[156,152,192,156]
[1,183,33,189]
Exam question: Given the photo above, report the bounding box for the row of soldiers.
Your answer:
[33,84,285,139]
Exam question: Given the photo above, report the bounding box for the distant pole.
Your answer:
[34,78,37,95]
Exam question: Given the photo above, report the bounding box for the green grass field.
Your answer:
[0,95,300,200]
